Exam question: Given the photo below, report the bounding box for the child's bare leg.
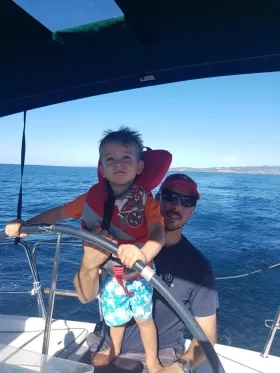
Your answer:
[91,324,126,366]
[110,323,126,357]
[135,317,162,373]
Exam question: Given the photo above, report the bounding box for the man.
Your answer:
[5,173,218,373]
[75,173,218,373]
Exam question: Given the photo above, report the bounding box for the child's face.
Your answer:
[99,142,144,185]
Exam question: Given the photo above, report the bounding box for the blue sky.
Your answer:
[1,1,280,168]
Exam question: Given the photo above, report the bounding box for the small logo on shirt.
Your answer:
[127,210,143,228]
[162,273,174,287]
[115,186,146,228]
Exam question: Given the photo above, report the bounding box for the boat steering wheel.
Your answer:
[0,223,225,373]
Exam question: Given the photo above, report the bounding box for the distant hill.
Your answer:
[170,166,280,175]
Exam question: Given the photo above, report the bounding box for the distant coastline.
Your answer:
[170,166,280,175]
[1,164,280,175]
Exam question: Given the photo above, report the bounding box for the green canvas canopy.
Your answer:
[1,0,280,118]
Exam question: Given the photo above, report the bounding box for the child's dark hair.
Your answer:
[99,126,144,160]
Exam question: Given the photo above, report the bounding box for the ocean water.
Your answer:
[0,164,279,356]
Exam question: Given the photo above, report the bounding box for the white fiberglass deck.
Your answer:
[0,315,96,362]
[0,342,93,373]
[187,340,279,373]
[0,314,279,372]
[215,343,279,372]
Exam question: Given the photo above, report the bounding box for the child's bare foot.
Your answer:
[147,359,163,373]
[91,348,117,366]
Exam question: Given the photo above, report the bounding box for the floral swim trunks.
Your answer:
[100,274,154,327]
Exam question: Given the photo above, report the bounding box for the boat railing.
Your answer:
[0,237,83,356]
[261,305,280,358]
[0,239,81,310]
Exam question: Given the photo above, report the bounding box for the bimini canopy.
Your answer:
[1,0,280,118]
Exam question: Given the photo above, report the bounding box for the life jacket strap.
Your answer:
[113,266,134,296]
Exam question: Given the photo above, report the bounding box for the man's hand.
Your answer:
[5,219,27,238]
[82,221,117,269]
[156,361,191,373]
[118,244,148,268]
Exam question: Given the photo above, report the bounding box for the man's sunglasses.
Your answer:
[160,188,197,207]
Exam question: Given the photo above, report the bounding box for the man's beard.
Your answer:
[164,209,184,232]
[165,225,183,232]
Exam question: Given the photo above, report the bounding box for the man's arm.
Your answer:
[73,250,101,304]
[180,314,217,371]
[179,260,218,371]
[157,314,217,373]
[73,223,115,303]
[159,255,218,373]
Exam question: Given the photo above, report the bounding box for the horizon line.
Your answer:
[0,163,280,169]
